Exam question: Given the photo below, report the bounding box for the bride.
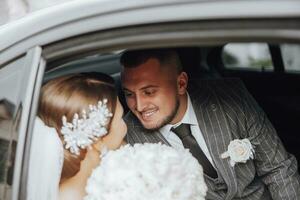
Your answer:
[27,72,207,200]
[28,72,127,200]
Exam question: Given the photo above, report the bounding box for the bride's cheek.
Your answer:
[103,132,119,150]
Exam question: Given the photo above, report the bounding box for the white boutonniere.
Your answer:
[220,139,254,167]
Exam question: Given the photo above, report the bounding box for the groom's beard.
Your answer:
[143,98,180,132]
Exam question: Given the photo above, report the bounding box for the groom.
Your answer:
[120,48,300,199]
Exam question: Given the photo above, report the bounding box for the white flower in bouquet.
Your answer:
[85,143,207,200]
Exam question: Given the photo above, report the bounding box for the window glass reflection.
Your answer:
[222,43,274,71]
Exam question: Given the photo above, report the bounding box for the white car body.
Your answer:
[0,0,300,199]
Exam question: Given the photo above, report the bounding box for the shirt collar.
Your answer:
[182,93,198,126]
[159,92,198,134]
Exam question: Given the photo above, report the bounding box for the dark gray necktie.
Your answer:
[171,123,218,178]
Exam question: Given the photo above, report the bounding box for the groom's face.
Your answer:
[121,58,187,130]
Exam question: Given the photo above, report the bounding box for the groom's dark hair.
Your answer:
[120,48,183,74]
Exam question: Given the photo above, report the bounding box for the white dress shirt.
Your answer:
[159,93,216,168]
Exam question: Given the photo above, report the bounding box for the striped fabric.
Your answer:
[125,78,300,200]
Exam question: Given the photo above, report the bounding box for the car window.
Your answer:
[0,56,25,200]
[222,43,274,72]
[280,44,300,73]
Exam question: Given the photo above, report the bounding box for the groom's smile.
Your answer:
[141,108,158,121]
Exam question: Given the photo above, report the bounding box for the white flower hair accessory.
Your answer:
[61,99,113,155]
[221,138,254,167]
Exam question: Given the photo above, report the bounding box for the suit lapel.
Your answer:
[189,81,238,199]
[140,127,170,145]
[126,113,170,145]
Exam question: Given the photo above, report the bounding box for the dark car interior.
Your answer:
[45,43,300,171]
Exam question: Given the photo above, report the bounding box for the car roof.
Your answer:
[1,0,300,66]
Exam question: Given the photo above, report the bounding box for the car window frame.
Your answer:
[42,18,300,72]
[0,47,45,200]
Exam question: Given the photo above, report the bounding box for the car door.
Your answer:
[0,47,44,200]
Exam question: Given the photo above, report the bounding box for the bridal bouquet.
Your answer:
[85,143,207,200]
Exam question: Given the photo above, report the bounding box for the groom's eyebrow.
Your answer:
[139,85,158,90]
[123,88,132,93]
[123,85,158,93]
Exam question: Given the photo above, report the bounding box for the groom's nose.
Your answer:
[135,94,146,112]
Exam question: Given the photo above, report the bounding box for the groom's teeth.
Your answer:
[142,110,157,119]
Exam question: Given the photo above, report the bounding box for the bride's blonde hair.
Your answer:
[38,73,117,183]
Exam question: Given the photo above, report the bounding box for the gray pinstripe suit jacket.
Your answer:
[124,78,300,200]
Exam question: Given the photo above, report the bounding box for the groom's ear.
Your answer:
[177,72,188,95]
